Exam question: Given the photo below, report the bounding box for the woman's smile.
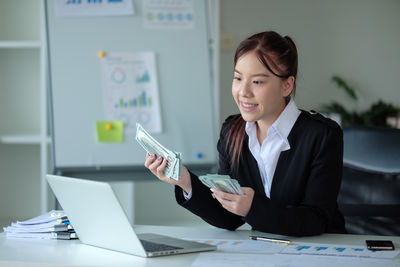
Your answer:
[240,101,258,111]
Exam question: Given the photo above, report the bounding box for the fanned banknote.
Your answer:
[199,174,243,195]
[135,123,181,180]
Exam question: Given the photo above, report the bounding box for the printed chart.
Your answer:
[101,52,162,133]
[143,0,194,29]
[280,242,399,259]
[188,239,399,259]
[187,239,284,254]
[54,0,134,17]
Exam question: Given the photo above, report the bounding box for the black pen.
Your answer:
[249,235,292,245]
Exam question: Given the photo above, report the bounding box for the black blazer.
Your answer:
[175,111,346,236]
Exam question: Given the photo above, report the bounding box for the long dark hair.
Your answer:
[226,31,298,170]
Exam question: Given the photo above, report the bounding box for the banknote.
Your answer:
[199,174,243,195]
[135,123,181,180]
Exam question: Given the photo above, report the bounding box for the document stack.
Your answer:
[3,210,78,240]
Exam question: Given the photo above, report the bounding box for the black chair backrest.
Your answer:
[343,126,400,174]
[339,126,400,235]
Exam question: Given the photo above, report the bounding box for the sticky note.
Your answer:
[96,121,123,143]
[105,123,113,130]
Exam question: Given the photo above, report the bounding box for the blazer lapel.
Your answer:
[242,139,266,196]
[270,115,303,199]
[271,150,291,191]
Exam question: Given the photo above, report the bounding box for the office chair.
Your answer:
[338,126,400,235]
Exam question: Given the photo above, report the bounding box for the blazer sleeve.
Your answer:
[244,122,344,236]
[174,116,245,230]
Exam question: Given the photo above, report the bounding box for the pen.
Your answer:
[249,235,292,245]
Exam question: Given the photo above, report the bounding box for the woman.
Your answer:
[144,31,346,236]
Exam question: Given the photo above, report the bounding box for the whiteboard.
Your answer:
[46,0,217,172]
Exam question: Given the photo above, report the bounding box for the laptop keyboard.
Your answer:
[140,239,184,252]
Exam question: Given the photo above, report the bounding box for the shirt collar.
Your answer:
[272,98,301,141]
[245,98,300,144]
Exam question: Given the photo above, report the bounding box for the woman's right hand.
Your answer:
[144,153,192,194]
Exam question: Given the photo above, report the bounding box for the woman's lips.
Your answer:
[240,101,258,111]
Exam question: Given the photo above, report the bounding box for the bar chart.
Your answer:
[114,91,152,109]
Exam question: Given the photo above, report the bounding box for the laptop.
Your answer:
[46,174,216,257]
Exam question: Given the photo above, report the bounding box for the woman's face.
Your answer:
[232,51,293,125]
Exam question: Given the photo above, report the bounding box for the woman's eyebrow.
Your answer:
[251,73,270,78]
[234,69,269,78]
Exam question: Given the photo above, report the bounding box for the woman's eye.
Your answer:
[253,80,263,85]
[233,77,241,81]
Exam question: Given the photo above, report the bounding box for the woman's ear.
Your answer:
[282,76,295,97]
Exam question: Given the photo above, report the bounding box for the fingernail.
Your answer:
[210,188,214,192]
[158,157,162,161]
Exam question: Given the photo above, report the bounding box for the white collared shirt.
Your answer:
[246,99,300,198]
[184,99,300,200]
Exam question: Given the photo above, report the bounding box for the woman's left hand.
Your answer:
[211,187,255,217]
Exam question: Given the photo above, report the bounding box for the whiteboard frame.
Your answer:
[45,0,220,175]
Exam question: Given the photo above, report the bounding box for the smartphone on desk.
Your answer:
[366,240,395,250]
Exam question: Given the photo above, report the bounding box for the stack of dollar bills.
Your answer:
[199,174,243,195]
[136,123,181,180]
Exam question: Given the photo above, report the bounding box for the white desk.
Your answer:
[0,225,399,267]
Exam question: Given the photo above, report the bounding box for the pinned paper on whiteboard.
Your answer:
[143,0,195,29]
[100,52,162,134]
[54,0,135,18]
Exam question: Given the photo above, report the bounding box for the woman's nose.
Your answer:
[239,82,251,97]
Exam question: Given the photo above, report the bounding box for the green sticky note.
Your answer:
[96,121,124,143]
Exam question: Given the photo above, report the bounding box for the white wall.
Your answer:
[3,0,399,227]
[219,0,400,124]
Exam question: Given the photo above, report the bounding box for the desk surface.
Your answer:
[1,225,399,267]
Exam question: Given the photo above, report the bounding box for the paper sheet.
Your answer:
[191,253,400,267]
[101,52,162,134]
[185,238,285,254]
[54,0,134,17]
[187,238,400,267]
[14,210,65,225]
[280,241,399,259]
[143,0,194,29]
